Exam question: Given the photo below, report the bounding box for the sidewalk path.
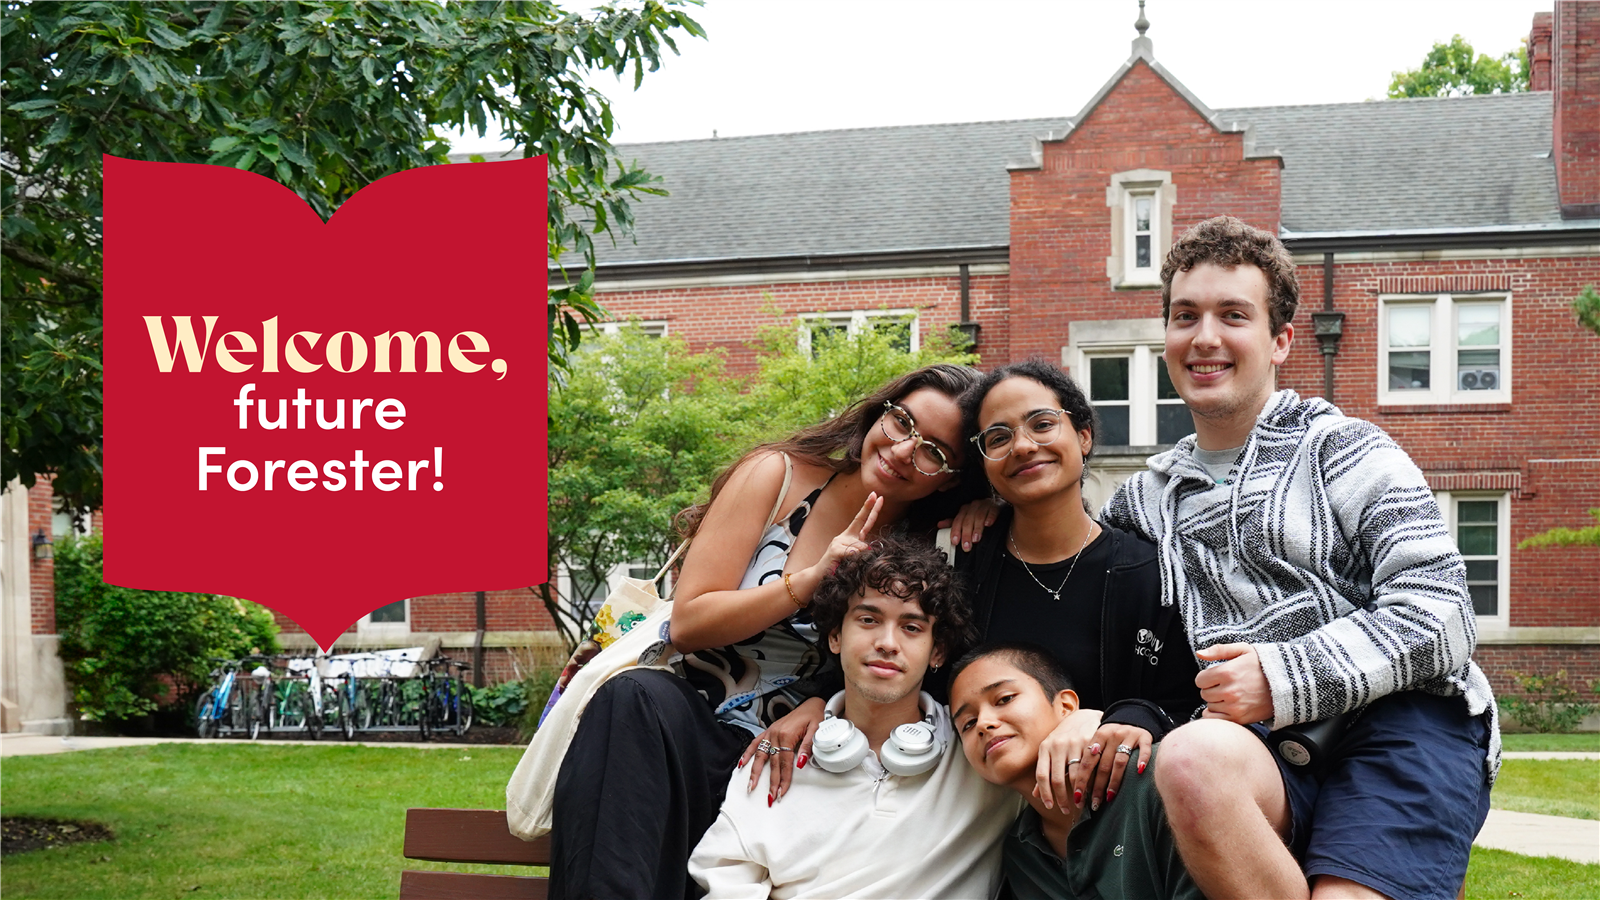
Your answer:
[1475,809,1599,864]
[0,733,494,757]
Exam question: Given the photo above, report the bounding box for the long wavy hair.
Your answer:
[675,363,983,541]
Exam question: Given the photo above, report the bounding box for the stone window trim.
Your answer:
[1377,293,1512,407]
[1435,490,1511,628]
[1105,169,1176,289]
[1063,317,1191,448]
[358,599,410,635]
[796,308,919,355]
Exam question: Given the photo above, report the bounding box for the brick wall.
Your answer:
[1477,644,1600,699]
[28,481,55,634]
[1008,60,1283,369]
[594,271,1010,375]
[1288,254,1600,629]
[1553,1,1600,213]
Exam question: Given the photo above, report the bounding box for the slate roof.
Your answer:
[496,90,1579,271]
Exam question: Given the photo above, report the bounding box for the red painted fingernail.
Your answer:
[796,754,807,769]
[738,758,747,769]
[767,793,774,808]
[1073,790,1083,805]
[1106,788,1116,802]
[1137,761,1146,774]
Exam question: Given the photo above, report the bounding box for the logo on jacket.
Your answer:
[1134,628,1162,666]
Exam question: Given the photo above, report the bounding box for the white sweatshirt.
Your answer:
[690,704,1023,900]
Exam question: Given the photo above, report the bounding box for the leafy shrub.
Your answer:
[468,680,529,728]
[1499,670,1600,733]
[54,535,279,723]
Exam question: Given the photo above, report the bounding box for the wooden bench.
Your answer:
[401,808,550,900]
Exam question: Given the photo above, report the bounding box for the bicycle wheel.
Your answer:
[456,686,474,736]
[195,690,217,739]
[280,684,307,732]
[226,683,246,735]
[306,688,323,741]
[331,684,354,741]
[418,684,434,740]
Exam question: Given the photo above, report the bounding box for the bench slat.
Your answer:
[403,808,553,865]
[400,869,548,900]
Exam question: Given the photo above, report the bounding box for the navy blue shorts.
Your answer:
[1254,691,1493,900]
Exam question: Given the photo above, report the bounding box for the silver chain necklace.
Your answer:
[1008,523,1097,602]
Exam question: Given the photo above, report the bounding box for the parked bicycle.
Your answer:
[195,655,270,739]
[418,658,474,739]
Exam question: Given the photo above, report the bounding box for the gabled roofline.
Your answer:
[1282,221,1600,253]
[547,245,1011,284]
[1008,37,1281,172]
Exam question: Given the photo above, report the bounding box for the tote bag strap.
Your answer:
[653,452,793,597]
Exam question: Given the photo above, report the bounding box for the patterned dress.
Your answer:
[676,475,833,736]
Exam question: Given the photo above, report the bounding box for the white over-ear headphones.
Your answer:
[810,691,946,777]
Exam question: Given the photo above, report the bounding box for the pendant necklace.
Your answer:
[1008,522,1097,602]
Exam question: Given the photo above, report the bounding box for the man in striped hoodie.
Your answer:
[1102,216,1497,900]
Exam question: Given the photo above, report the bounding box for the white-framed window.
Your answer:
[1378,295,1510,405]
[585,319,668,338]
[1105,169,1175,289]
[1068,319,1193,447]
[358,599,410,635]
[52,506,92,541]
[558,560,669,617]
[797,309,917,357]
[1436,491,1509,624]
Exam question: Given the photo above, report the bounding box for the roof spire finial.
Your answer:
[1131,0,1153,57]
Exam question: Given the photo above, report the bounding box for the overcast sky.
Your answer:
[450,0,1550,152]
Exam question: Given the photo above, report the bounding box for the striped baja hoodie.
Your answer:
[1102,390,1500,781]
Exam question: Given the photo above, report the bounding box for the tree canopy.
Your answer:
[1388,34,1529,99]
[1,0,703,517]
[543,315,977,649]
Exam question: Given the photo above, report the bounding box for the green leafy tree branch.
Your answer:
[1389,34,1529,98]
[2,0,704,517]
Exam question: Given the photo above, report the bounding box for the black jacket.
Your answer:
[956,508,1202,740]
[794,512,1203,740]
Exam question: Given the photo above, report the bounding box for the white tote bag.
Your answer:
[506,456,793,841]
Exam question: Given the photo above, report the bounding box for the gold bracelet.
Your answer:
[783,572,805,608]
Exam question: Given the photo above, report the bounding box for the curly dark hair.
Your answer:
[950,641,1076,701]
[957,358,1097,495]
[675,363,983,540]
[810,535,974,668]
[1160,215,1300,336]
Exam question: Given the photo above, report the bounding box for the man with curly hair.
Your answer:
[689,536,1022,899]
[1104,215,1497,900]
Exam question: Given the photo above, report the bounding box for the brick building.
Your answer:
[7,6,1597,732]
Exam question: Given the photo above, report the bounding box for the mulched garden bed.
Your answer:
[1,817,115,856]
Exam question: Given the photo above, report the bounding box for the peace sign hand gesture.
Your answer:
[807,492,883,584]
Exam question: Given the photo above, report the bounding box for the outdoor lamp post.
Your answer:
[31,529,53,562]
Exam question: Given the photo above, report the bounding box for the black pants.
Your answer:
[549,669,749,900]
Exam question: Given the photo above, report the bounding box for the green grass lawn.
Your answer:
[1491,759,1600,820]
[1501,733,1600,753]
[3,743,1598,899]
[1,743,530,899]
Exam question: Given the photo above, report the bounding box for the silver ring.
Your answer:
[1067,757,1081,766]
[775,747,794,753]
[765,745,781,755]
[1116,744,1134,755]
[757,739,773,754]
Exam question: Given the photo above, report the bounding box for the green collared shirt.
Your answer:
[1000,747,1200,900]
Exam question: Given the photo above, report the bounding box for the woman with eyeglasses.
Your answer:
[746,359,1199,820]
[547,363,981,900]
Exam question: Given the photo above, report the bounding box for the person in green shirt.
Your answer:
[950,642,1201,900]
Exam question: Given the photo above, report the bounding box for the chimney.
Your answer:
[1553,1,1600,219]
[1530,12,1553,91]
